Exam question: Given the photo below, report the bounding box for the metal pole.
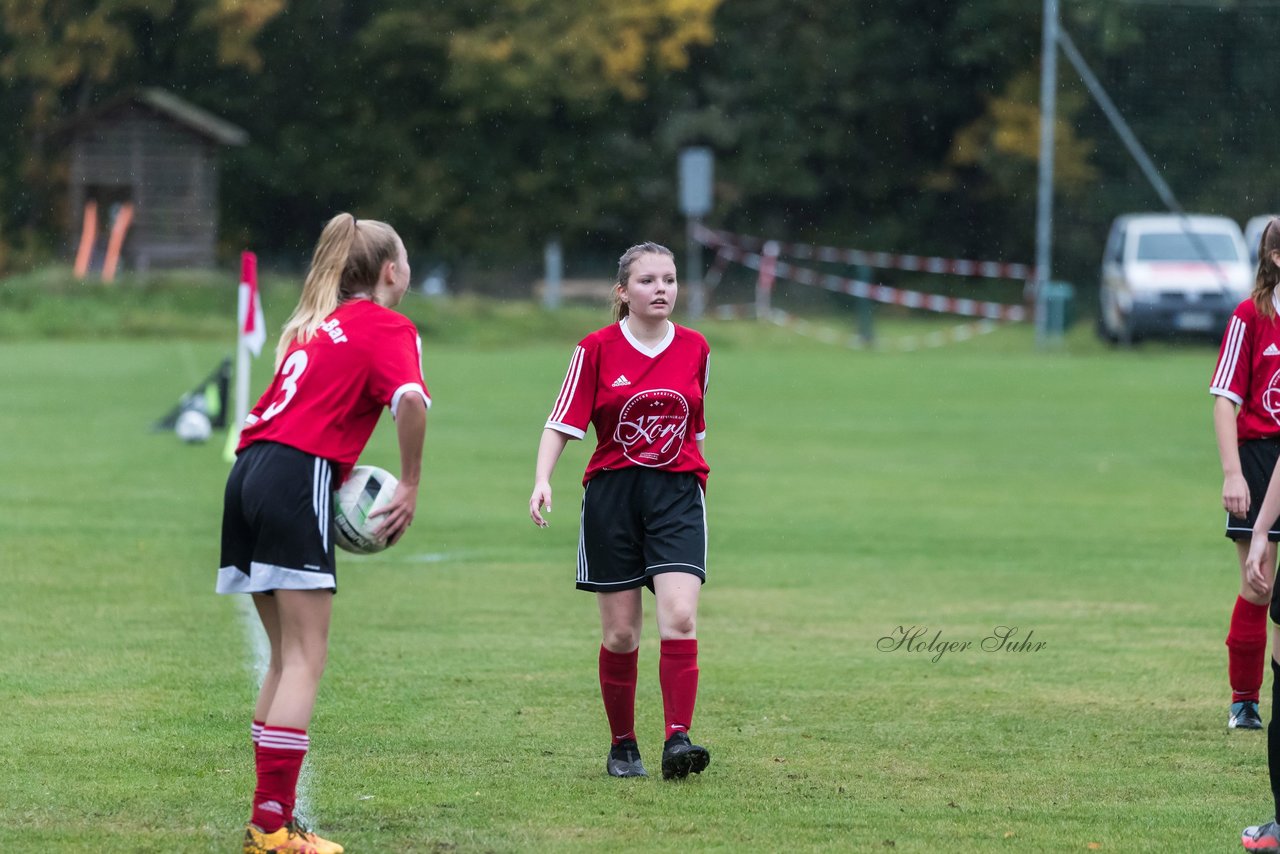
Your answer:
[1057,30,1177,213]
[679,147,713,319]
[687,217,705,319]
[543,238,562,310]
[1057,28,1229,292]
[1034,0,1059,347]
[223,341,250,463]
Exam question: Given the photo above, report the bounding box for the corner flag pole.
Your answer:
[224,251,266,463]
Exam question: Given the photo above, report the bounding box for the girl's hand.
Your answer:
[1246,532,1272,594]
[370,481,419,546]
[1224,472,1251,519]
[529,480,552,528]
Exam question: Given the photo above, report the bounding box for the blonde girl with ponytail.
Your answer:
[219,213,430,854]
[275,213,404,367]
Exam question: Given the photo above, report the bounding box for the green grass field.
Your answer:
[0,287,1267,851]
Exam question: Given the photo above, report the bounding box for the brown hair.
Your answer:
[275,213,401,366]
[612,242,675,321]
[1254,218,1280,318]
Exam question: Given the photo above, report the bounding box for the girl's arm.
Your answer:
[1246,466,1280,592]
[530,428,571,527]
[1215,395,1248,518]
[371,392,427,544]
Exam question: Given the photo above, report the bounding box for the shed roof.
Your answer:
[59,88,249,146]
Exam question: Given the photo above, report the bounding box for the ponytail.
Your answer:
[275,213,401,367]
[612,288,631,322]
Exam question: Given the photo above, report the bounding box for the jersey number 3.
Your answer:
[260,351,309,421]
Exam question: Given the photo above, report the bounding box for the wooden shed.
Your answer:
[63,88,248,271]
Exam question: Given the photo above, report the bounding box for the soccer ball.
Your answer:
[175,409,212,444]
[332,465,399,554]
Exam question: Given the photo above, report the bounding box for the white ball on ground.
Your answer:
[175,409,212,444]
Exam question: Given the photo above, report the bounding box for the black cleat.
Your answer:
[1231,700,1264,730]
[606,739,648,777]
[661,732,710,780]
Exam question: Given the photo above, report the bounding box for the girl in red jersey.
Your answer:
[1212,218,1280,735]
[1235,221,1280,853]
[529,242,712,781]
[219,213,430,854]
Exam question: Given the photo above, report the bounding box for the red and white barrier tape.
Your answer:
[696,224,1037,282]
[711,243,1029,322]
[713,304,1006,351]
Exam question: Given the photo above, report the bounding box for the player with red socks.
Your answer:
[530,242,712,780]
[219,214,429,852]
[1213,218,1280,733]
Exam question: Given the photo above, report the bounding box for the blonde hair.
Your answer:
[612,242,675,321]
[275,213,401,366]
[1253,218,1280,319]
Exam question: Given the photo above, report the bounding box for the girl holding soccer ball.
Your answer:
[218,214,430,853]
[529,242,712,781]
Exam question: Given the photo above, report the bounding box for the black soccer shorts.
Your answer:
[218,441,338,594]
[576,467,707,592]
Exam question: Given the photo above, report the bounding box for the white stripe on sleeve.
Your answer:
[391,383,431,416]
[550,346,585,425]
[1211,316,1246,392]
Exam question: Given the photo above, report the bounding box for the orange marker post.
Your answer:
[101,202,134,282]
[73,200,98,279]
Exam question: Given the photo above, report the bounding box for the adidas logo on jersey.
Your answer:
[1266,344,1280,357]
[612,375,632,387]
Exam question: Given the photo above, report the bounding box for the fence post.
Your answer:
[756,240,779,319]
[855,264,875,345]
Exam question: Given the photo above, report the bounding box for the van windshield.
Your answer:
[1135,231,1241,263]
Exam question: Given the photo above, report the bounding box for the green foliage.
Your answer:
[0,1,1275,294]
[0,265,237,339]
[444,0,721,107]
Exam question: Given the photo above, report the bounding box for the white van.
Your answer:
[1098,214,1252,342]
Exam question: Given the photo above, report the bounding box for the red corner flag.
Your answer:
[238,251,266,357]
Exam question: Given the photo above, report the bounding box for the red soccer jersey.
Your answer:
[1210,295,1280,442]
[547,319,710,488]
[238,298,430,483]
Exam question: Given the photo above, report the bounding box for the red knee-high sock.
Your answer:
[1227,596,1269,703]
[599,646,639,744]
[660,638,699,741]
[252,727,308,832]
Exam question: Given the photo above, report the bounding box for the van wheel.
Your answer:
[1116,318,1140,347]
[1096,312,1118,344]
[1099,312,1139,347]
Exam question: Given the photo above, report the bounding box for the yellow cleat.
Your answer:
[288,821,344,854]
[243,823,320,853]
